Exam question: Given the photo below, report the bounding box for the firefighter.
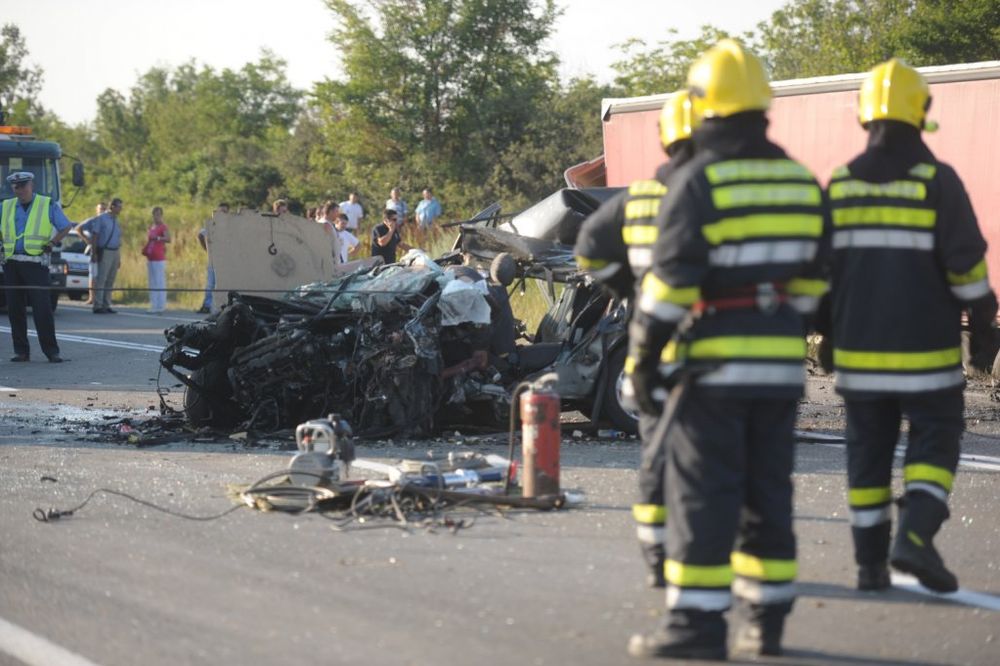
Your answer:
[626,40,829,659]
[574,91,699,589]
[827,59,998,593]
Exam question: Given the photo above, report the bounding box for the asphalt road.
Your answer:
[1,303,999,666]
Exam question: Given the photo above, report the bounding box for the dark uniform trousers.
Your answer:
[845,389,963,565]
[574,176,676,571]
[4,259,59,358]
[635,410,666,569]
[666,389,797,605]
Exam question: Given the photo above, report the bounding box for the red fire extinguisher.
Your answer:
[518,374,561,498]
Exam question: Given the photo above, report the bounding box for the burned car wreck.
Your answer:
[160,188,636,438]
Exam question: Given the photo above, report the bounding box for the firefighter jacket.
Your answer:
[827,121,997,397]
[575,145,695,300]
[633,113,830,399]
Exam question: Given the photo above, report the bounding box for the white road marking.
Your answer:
[0,386,16,392]
[58,305,201,323]
[0,326,162,353]
[803,439,1000,472]
[890,573,1000,612]
[795,430,846,443]
[0,616,103,666]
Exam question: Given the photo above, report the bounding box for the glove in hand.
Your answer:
[627,349,663,416]
[968,325,1000,374]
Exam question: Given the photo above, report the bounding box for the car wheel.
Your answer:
[68,291,84,301]
[602,345,639,435]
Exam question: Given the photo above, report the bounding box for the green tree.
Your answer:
[0,23,44,124]
[316,0,560,203]
[899,0,1000,64]
[611,26,735,97]
[94,87,152,185]
[488,77,612,210]
[90,53,301,206]
[754,0,913,80]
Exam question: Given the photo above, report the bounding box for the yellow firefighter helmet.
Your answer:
[658,90,699,149]
[858,58,933,130]
[687,39,771,119]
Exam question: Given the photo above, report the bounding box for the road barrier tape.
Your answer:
[0,285,424,294]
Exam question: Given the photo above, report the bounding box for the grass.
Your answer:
[106,210,554,330]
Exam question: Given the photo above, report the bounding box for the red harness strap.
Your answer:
[693,282,787,314]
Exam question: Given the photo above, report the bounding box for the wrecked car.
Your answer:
[160,187,636,438]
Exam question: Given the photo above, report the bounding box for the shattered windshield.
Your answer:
[285,263,446,313]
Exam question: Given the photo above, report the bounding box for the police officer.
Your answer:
[1,172,74,362]
[626,40,829,659]
[574,91,699,589]
[827,59,997,593]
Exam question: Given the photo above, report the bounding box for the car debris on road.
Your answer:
[159,189,639,439]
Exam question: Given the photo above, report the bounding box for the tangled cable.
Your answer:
[30,468,565,533]
[32,487,244,523]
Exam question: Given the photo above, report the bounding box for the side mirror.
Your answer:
[71,162,85,187]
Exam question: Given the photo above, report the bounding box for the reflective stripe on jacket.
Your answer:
[827,160,989,395]
[640,150,828,398]
[574,179,667,293]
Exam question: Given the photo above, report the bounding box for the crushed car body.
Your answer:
[160,188,636,438]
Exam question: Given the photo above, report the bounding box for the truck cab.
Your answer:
[0,124,84,311]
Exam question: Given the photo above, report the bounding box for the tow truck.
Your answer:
[0,117,85,311]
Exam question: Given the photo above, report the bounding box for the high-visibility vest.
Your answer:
[1,195,53,256]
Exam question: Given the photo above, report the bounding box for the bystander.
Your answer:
[370,209,411,265]
[78,197,123,314]
[415,188,442,230]
[339,192,364,232]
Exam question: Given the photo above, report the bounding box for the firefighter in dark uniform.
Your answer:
[827,59,997,593]
[626,40,830,659]
[574,91,699,590]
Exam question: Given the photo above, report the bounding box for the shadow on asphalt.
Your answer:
[671,647,949,666]
[764,648,951,665]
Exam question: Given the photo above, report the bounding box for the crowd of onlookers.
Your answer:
[193,186,445,313]
[3,172,446,359]
[26,186,444,321]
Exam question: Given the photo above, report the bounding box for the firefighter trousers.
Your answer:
[664,389,797,614]
[634,411,666,569]
[845,390,963,566]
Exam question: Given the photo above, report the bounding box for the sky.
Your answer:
[6,0,788,126]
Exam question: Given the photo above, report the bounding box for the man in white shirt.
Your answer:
[338,192,364,231]
[317,201,342,264]
[334,214,360,263]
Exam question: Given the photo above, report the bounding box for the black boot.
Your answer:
[627,610,727,660]
[890,492,958,593]
[640,541,666,588]
[732,600,792,657]
[851,518,891,590]
[857,562,891,591]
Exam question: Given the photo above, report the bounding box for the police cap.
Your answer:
[5,171,34,185]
